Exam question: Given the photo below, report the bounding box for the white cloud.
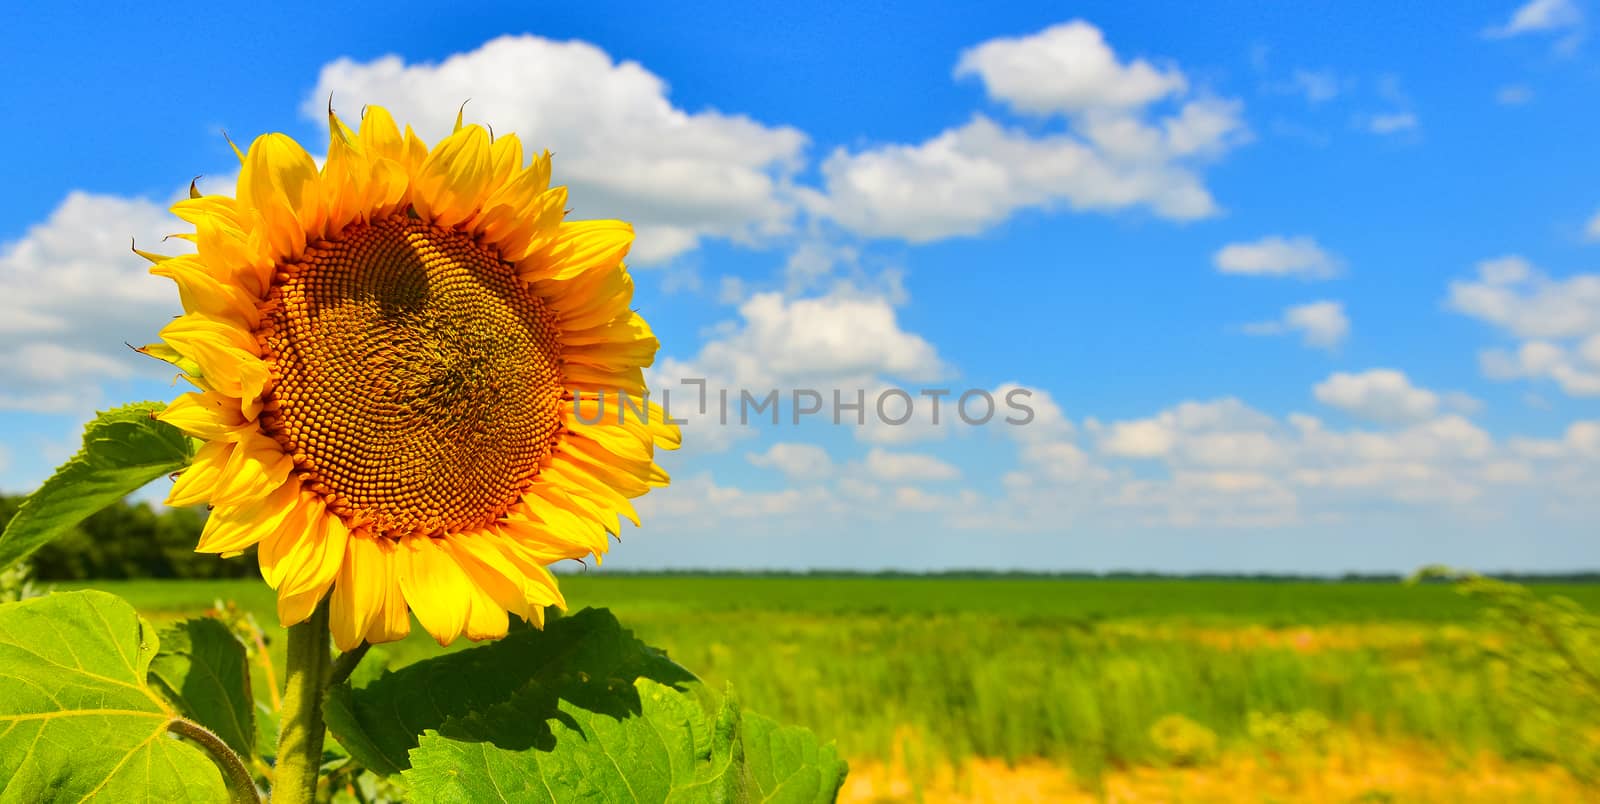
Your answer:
[0,191,187,412]
[1094,399,1282,466]
[996,383,1073,441]
[1447,256,1600,339]
[1511,420,1600,460]
[1361,76,1421,138]
[641,473,841,521]
[1017,441,1105,485]
[1585,209,1600,241]
[1366,112,1419,135]
[1099,418,1176,458]
[1242,300,1350,350]
[1496,84,1534,105]
[851,382,1063,446]
[1289,69,1341,103]
[747,443,834,481]
[864,448,960,482]
[1480,339,1600,396]
[1484,0,1583,38]
[810,113,1235,241]
[306,35,808,264]
[953,20,1187,114]
[674,290,944,390]
[651,282,946,453]
[654,389,1600,544]
[811,21,1246,242]
[1215,236,1342,279]
[1313,369,1440,424]
[892,486,950,512]
[1086,398,1511,512]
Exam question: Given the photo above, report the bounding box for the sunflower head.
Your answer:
[143,107,679,648]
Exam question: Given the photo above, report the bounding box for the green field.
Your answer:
[59,574,1600,797]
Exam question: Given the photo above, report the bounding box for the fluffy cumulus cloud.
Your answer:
[1215,236,1342,279]
[1241,300,1350,350]
[963,388,1564,533]
[1449,256,1600,396]
[1313,369,1439,424]
[863,448,960,482]
[649,276,948,454]
[1084,397,1512,515]
[953,21,1187,114]
[809,20,1247,241]
[1484,0,1584,38]
[654,378,1600,540]
[747,442,835,481]
[664,290,944,391]
[0,192,187,413]
[306,35,808,264]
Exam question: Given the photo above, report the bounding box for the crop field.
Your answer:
[57,575,1600,802]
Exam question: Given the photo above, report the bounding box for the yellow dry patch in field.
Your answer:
[842,739,1583,803]
[1097,622,1492,654]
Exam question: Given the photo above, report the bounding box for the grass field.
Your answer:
[62,575,1600,801]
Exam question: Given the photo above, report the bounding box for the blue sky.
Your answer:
[2,1,1599,573]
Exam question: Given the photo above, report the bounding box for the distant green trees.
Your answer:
[0,495,250,581]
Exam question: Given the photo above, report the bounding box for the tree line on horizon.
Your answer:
[0,495,254,580]
[2,494,1596,582]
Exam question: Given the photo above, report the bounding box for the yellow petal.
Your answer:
[330,535,387,651]
[277,582,332,627]
[272,503,350,598]
[563,364,648,396]
[358,106,406,164]
[158,314,269,415]
[564,419,654,464]
[236,132,324,259]
[537,220,634,282]
[397,537,472,646]
[461,581,509,642]
[410,125,494,228]
[497,514,594,564]
[150,258,260,329]
[538,265,634,331]
[166,440,233,508]
[209,430,294,508]
[196,479,303,554]
[363,540,413,645]
[158,390,250,442]
[255,492,318,585]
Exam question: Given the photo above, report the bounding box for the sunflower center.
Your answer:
[259,216,564,538]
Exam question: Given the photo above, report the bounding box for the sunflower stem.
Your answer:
[167,717,262,803]
[329,641,373,687]
[274,599,332,804]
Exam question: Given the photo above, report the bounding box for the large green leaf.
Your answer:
[0,402,194,571]
[0,590,228,802]
[149,618,256,758]
[403,678,740,803]
[325,607,696,776]
[740,710,848,803]
[402,681,848,803]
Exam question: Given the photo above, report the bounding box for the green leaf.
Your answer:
[148,618,256,758]
[403,678,739,803]
[325,607,695,777]
[402,681,848,803]
[0,590,228,802]
[0,402,194,571]
[739,710,848,804]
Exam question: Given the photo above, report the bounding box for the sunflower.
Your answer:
[139,106,679,649]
